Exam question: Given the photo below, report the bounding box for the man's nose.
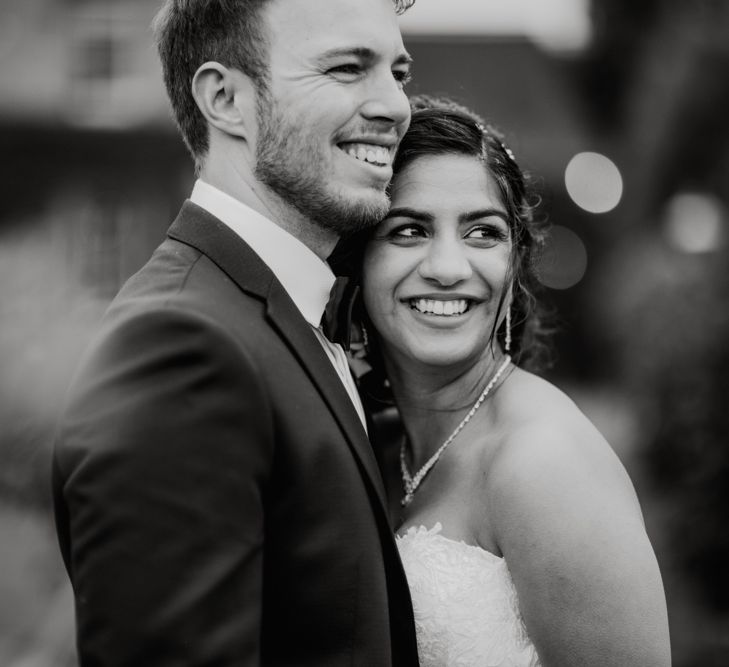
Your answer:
[418,238,473,286]
[360,69,411,128]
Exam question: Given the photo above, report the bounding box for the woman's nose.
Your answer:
[417,238,473,286]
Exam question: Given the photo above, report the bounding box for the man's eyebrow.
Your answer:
[318,47,413,67]
[319,47,377,62]
[383,207,433,221]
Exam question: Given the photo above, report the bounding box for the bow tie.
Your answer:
[321,276,359,350]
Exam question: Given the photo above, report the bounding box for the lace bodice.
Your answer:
[396,523,541,667]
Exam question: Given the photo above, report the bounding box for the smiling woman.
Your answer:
[338,95,551,380]
[363,151,513,372]
[344,96,672,666]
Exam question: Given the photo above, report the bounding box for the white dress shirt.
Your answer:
[189,179,367,431]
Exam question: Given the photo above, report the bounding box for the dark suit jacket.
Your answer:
[53,202,419,666]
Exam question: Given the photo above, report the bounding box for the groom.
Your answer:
[52,0,418,664]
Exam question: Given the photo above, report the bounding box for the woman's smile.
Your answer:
[407,296,474,317]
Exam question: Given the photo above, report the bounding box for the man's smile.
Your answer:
[339,142,392,166]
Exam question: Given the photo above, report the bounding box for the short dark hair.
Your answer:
[152,0,270,167]
[152,0,416,169]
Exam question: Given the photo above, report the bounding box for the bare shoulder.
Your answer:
[486,367,641,524]
[481,368,670,666]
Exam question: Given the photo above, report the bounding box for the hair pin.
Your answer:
[476,122,516,163]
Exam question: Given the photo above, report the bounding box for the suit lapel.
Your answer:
[167,202,389,511]
[168,201,274,300]
[264,281,388,507]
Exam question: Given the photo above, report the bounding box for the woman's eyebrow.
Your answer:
[383,207,433,222]
[459,208,509,223]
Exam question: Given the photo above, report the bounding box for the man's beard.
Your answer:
[253,90,390,237]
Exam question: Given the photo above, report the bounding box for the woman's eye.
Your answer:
[376,223,427,243]
[392,224,425,238]
[466,225,509,243]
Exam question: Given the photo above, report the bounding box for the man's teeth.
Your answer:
[343,143,391,166]
[410,299,470,316]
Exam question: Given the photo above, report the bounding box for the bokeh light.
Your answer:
[537,225,588,289]
[565,151,623,214]
[663,191,725,253]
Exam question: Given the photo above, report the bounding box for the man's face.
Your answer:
[253,0,412,235]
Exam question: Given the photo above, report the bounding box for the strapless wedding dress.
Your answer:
[396,523,541,667]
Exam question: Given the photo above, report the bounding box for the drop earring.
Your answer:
[504,307,512,353]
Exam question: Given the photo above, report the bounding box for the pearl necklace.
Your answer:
[399,355,512,507]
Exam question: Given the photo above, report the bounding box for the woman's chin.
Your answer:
[394,344,483,372]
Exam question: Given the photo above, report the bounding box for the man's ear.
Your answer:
[191,62,257,140]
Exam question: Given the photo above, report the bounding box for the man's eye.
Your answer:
[328,64,361,76]
[393,69,412,87]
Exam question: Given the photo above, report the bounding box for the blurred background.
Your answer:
[0,0,727,664]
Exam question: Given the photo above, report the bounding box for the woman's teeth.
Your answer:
[410,299,470,316]
[342,143,391,166]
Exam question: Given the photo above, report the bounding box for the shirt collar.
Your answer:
[189,179,335,327]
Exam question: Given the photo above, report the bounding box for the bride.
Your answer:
[349,97,671,666]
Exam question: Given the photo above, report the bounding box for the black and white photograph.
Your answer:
[0,0,727,665]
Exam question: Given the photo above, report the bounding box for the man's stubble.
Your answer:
[253,87,390,239]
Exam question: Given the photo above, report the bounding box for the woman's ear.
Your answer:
[191,62,258,141]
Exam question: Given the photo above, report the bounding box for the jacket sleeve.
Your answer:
[53,307,273,666]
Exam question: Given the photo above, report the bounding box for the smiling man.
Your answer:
[52,0,418,665]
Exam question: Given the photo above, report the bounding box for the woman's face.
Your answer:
[362,153,512,373]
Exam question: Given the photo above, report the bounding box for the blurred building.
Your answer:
[0,0,167,127]
[1,2,189,502]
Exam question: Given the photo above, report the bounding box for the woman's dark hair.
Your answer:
[333,95,552,393]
